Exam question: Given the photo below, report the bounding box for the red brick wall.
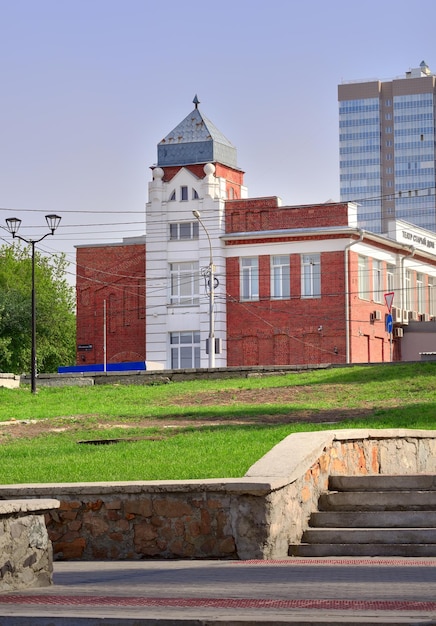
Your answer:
[227,249,395,367]
[154,163,245,199]
[347,251,398,363]
[76,244,146,365]
[226,251,347,366]
[225,200,350,233]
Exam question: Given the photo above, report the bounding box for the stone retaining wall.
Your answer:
[0,499,60,590]
[0,429,435,561]
[0,373,20,389]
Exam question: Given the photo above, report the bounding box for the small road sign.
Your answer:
[386,314,393,334]
[384,292,394,312]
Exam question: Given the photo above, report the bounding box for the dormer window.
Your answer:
[169,190,176,201]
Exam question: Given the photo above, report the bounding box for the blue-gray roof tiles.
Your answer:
[157,107,238,169]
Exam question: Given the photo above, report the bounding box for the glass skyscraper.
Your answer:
[339,61,436,234]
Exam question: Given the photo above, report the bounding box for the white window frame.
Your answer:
[373,260,383,303]
[404,270,412,311]
[386,264,395,293]
[240,257,259,301]
[417,273,425,313]
[169,222,199,241]
[170,262,199,306]
[428,277,436,317]
[271,255,290,299]
[301,254,321,299]
[358,255,370,300]
[170,331,200,369]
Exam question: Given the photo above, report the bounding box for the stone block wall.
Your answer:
[0,430,435,561]
[48,490,237,561]
[0,499,60,591]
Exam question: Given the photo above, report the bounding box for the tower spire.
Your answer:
[193,94,200,109]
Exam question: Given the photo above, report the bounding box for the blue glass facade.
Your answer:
[339,70,436,234]
[394,94,436,231]
[339,98,382,232]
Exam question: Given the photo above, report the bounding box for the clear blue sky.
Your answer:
[1,0,436,283]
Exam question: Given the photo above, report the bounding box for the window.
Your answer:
[373,260,382,303]
[170,331,200,369]
[358,256,369,299]
[181,186,188,201]
[386,264,395,293]
[271,255,290,299]
[170,262,199,305]
[428,278,436,316]
[301,254,321,298]
[169,222,199,240]
[240,257,259,301]
[417,273,425,312]
[169,190,176,201]
[404,270,412,311]
[192,188,199,199]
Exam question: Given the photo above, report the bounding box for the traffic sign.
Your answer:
[384,292,394,312]
[386,314,393,334]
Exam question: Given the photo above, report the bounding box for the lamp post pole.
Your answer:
[5,215,62,393]
[193,210,215,368]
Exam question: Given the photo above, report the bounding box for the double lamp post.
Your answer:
[5,214,62,394]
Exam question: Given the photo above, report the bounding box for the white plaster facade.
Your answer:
[145,163,247,368]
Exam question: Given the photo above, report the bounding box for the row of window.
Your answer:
[240,254,321,300]
[169,255,321,305]
[169,186,199,202]
[340,158,381,168]
[340,131,381,141]
[358,255,436,314]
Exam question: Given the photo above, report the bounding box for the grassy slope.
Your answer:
[0,362,435,484]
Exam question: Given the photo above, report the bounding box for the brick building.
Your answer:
[75,99,436,369]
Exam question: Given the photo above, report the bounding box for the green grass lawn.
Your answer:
[1,362,435,484]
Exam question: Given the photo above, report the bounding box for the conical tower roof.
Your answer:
[157,96,238,168]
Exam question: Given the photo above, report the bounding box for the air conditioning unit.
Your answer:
[391,307,401,323]
[394,327,404,338]
[374,310,382,320]
[402,310,409,325]
[421,313,431,322]
[408,310,419,321]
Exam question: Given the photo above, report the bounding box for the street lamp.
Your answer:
[5,214,62,393]
[193,210,216,368]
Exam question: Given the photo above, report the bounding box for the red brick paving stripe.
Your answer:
[239,559,436,566]
[0,596,435,611]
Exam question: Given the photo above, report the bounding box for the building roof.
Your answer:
[157,96,238,169]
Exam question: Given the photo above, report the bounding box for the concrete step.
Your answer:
[310,510,436,528]
[318,490,436,511]
[289,542,436,557]
[329,474,436,491]
[302,527,436,544]
[290,475,436,558]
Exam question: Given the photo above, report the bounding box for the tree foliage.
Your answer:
[0,244,76,374]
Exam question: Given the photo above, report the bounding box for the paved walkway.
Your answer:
[1,558,436,624]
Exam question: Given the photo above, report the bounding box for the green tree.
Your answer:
[0,244,76,374]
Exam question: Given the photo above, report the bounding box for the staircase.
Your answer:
[289,474,436,557]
